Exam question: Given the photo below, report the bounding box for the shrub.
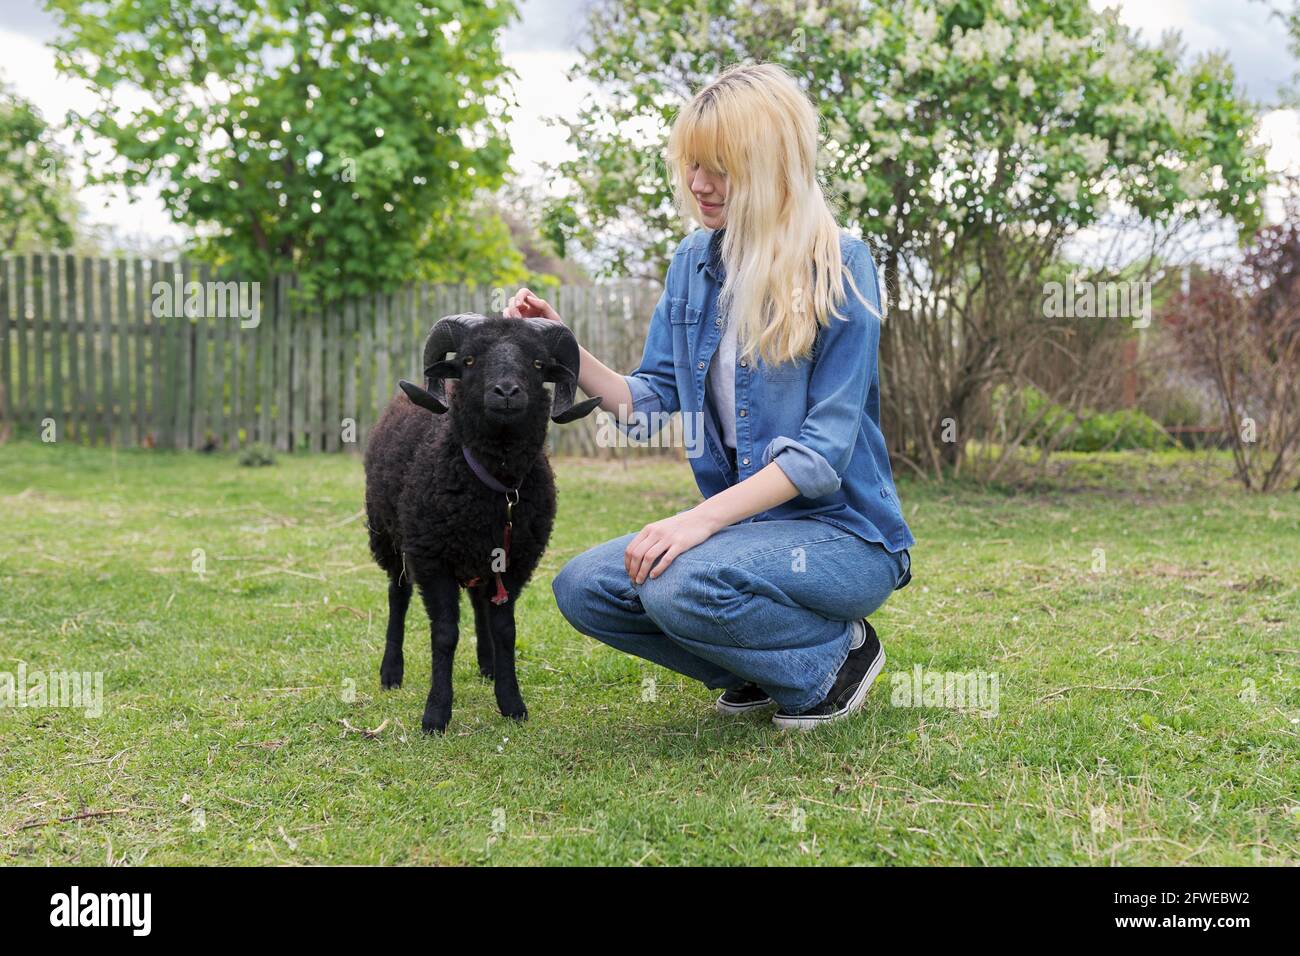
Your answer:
[238,444,275,467]
[1000,386,1170,452]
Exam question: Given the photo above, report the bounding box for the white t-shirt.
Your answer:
[708,313,738,449]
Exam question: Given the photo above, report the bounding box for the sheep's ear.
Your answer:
[542,362,575,385]
[399,380,449,414]
[427,359,460,382]
[544,363,596,422]
[406,360,460,412]
[551,396,603,424]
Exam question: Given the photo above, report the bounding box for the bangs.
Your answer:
[667,95,736,176]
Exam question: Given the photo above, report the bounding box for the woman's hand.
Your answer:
[624,508,724,584]
[504,288,562,322]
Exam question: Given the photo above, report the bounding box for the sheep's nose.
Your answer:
[492,384,521,399]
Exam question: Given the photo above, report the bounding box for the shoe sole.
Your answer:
[715,695,776,716]
[771,645,886,731]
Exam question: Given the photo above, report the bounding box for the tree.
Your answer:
[1166,187,1300,492]
[47,0,522,301]
[549,0,1270,473]
[0,80,75,252]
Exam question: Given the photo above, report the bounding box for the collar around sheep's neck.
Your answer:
[462,446,524,495]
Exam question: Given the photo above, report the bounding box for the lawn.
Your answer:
[1,441,1297,865]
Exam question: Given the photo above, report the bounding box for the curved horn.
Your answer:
[423,313,485,379]
[399,313,485,414]
[526,319,602,424]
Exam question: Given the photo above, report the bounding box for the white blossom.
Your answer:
[1017,73,1036,97]
[952,27,983,63]
[856,23,885,53]
[1076,134,1109,172]
[1016,26,1046,63]
[906,4,941,43]
[877,131,903,160]
[1098,98,1145,124]
[1045,24,1082,63]
[1179,164,1208,199]
[981,22,1016,60]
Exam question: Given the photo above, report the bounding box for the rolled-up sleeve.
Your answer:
[762,250,881,498]
[619,284,681,438]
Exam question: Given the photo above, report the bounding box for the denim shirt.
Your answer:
[621,228,915,556]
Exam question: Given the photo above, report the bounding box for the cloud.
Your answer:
[1094,0,1293,105]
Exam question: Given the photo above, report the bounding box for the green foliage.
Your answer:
[1003,385,1171,451]
[0,80,75,252]
[551,0,1269,277]
[46,0,522,300]
[238,443,276,467]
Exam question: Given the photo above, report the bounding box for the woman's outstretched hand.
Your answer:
[504,288,562,323]
[625,509,723,584]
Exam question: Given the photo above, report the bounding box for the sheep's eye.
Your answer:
[533,359,543,370]
[463,356,475,367]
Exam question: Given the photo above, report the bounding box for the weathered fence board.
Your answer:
[0,253,672,457]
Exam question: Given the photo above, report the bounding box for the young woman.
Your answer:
[506,63,913,729]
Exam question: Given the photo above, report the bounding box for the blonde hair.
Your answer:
[666,63,869,366]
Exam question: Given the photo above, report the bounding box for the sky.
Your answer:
[1,0,1297,250]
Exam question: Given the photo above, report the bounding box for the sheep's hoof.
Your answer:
[380,667,403,690]
[499,702,528,723]
[421,716,449,735]
[478,667,495,682]
[421,706,451,735]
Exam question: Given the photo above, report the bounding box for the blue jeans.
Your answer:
[552,520,911,713]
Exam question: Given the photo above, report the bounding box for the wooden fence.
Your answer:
[0,253,675,457]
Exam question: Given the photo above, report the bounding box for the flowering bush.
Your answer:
[550,0,1270,477]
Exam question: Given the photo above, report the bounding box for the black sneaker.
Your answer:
[716,682,774,715]
[772,621,885,730]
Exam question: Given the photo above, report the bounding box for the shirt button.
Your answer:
[739,409,747,417]
[740,359,748,368]
[715,318,722,326]
[697,361,705,370]
[741,457,750,466]
[881,489,890,498]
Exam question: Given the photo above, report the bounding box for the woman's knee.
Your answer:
[551,553,593,625]
[635,556,718,632]
[551,536,633,626]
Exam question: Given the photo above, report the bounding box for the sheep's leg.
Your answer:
[471,590,495,681]
[488,598,527,722]
[379,574,412,690]
[415,569,461,735]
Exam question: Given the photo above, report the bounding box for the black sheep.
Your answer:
[363,314,601,734]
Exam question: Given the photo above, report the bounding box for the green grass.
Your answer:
[1,441,1297,866]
